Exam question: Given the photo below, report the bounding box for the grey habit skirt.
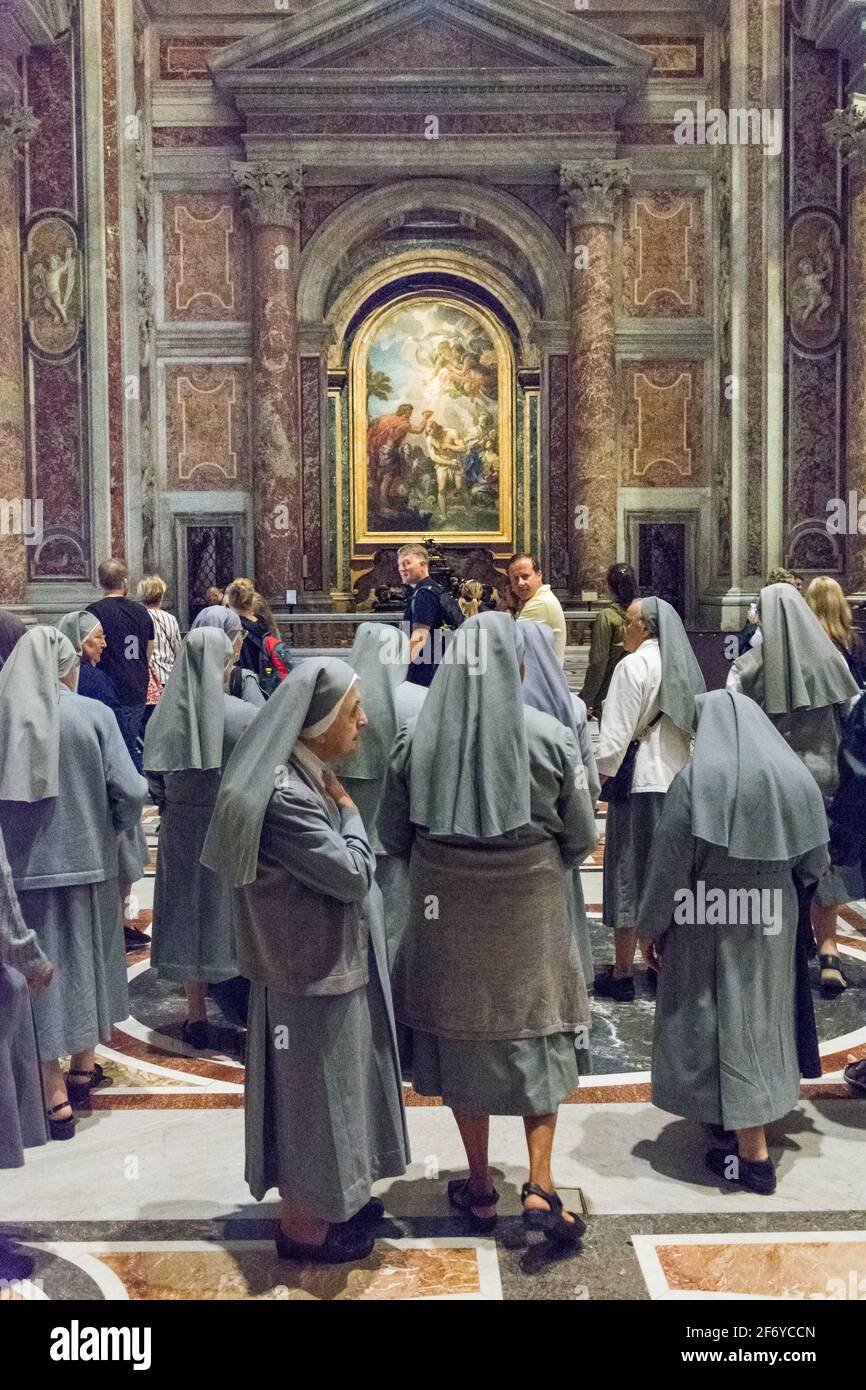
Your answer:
[0,967,47,1167]
[603,791,666,930]
[20,879,129,1060]
[396,837,586,1115]
[117,821,149,887]
[244,950,409,1223]
[151,797,237,984]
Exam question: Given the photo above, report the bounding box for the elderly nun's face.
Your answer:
[306,686,368,763]
[82,622,106,665]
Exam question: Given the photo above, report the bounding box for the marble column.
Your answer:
[827,105,866,596]
[232,161,304,602]
[560,159,631,598]
[0,97,40,605]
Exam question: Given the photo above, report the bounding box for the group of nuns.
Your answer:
[0,580,859,1264]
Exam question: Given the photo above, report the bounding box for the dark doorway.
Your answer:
[636,522,687,619]
[186,525,236,624]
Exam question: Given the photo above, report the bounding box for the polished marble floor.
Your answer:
[2,800,865,1302]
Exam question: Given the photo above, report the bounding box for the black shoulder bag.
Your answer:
[603,712,662,804]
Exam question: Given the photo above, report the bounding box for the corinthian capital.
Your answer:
[232,162,303,227]
[825,103,866,170]
[0,98,40,163]
[560,159,631,227]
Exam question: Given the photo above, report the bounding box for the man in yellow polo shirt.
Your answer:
[508,553,567,665]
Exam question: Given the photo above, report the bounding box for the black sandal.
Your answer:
[521,1182,585,1244]
[447,1178,500,1234]
[46,1101,76,1141]
[66,1063,110,1106]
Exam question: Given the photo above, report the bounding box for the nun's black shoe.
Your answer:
[521,1183,585,1243]
[342,1198,386,1226]
[124,926,151,951]
[182,1020,210,1050]
[592,966,635,1002]
[46,1102,76,1141]
[275,1225,375,1264]
[66,1063,110,1106]
[819,955,847,997]
[447,1178,500,1233]
[706,1148,776,1195]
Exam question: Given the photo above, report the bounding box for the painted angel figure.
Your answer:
[32,247,76,326]
[790,231,834,326]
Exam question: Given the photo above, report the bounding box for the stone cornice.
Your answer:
[797,0,866,93]
[231,160,303,226]
[560,159,632,227]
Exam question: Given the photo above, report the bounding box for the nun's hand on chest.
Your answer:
[322,769,357,812]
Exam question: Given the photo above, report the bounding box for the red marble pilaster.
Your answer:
[0,98,38,603]
[233,162,304,602]
[560,160,631,597]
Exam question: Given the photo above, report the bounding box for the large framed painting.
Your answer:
[351,294,514,544]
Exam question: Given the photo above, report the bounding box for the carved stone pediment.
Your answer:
[210,0,652,119]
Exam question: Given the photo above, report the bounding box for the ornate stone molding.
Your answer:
[0,97,40,162]
[0,0,72,61]
[231,161,303,228]
[826,101,866,168]
[559,159,632,227]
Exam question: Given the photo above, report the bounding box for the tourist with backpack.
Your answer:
[398,543,462,689]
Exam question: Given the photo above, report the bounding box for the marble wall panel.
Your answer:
[23,36,76,218]
[158,37,234,80]
[633,37,704,78]
[300,357,323,592]
[28,354,89,577]
[784,14,845,576]
[621,361,704,488]
[499,184,566,249]
[300,186,372,251]
[621,190,705,318]
[101,0,125,559]
[248,113,609,137]
[548,354,569,590]
[163,363,251,493]
[152,128,243,149]
[162,193,250,322]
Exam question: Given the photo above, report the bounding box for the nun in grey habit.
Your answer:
[729,582,859,996]
[0,822,49,1281]
[143,627,258,1048]
[521,621,600,988]
[377,612,597,1241]
[338,621,411,967]
[56,610,149,914]
[201,659,409,1264]
[637,689,830,1195]
[0,822,49,1168]
[0,627,147,1137]
[191,605,265,707]
[595,596,705,1000]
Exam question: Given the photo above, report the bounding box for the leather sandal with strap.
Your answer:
[46,1101,76,1141]
[447,1178,500,1233]
[521,1182,585,1244]
[66,1063,110,1106]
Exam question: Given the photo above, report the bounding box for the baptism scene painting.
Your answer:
[352,296,513,543]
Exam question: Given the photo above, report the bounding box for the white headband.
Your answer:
[300,673,358,739]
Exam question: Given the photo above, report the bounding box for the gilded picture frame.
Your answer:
[350,292,514,546]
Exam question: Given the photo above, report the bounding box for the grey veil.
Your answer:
[690,690,828,860]
[143,627,233,773]
[641,596,706,734]
[201,657,357,886]
[409,611,530,838]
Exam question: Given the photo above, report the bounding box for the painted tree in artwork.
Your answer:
[367,370,393,406]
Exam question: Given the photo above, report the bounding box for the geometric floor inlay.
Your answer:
[633,1231,866,1300]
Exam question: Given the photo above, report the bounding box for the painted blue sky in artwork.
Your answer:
[367,301,499,439]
